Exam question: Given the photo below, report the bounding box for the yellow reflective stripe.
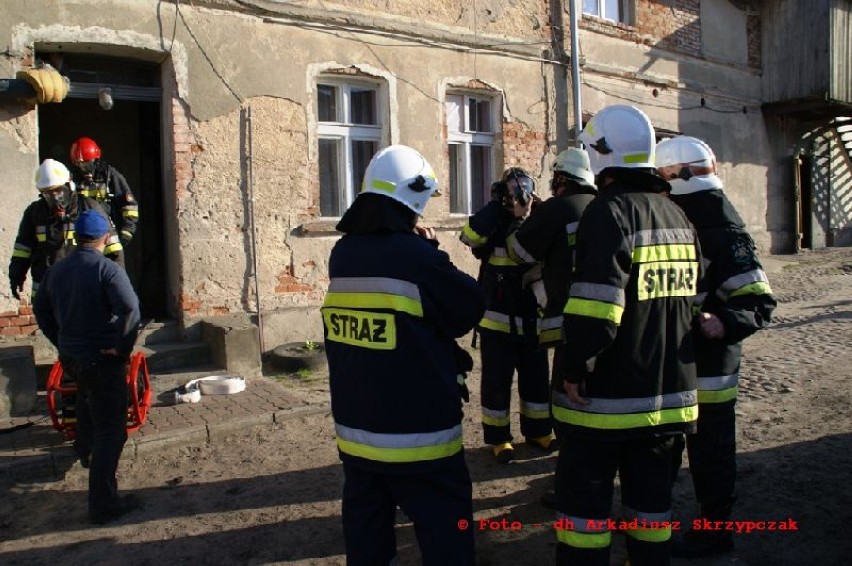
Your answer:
[479,311,527,335]
[567,233,576,246]
[336,436,462,463]
[632,243,696,263]
[564,297,624,324]
[121,230,133,240]
[323,308,396,350]
[539,327,562,344]
[623,153,650,164]
[698,385,738,404]
[36,234,46,242]
[482,414,510,427]
[552,404,698,430]
[487,255,518,266]
[370,179,395,193]
[323,291,423,317]
[625,524,672,542]
[336,425,463,463]
[12,250,31,258]
[65,230,76,241]
[461,224,488,246]
[730,281,773,298]
[520,403,550,420]
[123,209,139,218]
[557,529,612,549]
[104,242,123,254]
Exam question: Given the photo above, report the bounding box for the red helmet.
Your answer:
[70,137,101,163]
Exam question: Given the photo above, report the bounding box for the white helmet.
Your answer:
[35,158,71,191]
[655,135,723,195]
[553,147,595,187]
[361,145,439,215]
[579,105,656,175]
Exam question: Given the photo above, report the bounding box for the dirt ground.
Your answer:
[2,248,852,565]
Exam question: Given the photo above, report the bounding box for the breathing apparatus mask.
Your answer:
[491,170,537,210]
[41,184,73,217]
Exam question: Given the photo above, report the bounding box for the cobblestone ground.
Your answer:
[1,249,851,566]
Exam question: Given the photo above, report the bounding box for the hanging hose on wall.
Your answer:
[16,64,69,103]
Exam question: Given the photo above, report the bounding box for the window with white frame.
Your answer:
[317,79,383,217]
[583,0,632,24]
[446,93,496,215]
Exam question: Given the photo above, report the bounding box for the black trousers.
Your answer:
[341,456,475,566]
[479,332,550,444]
[555,434,677,566]
[62,354,129,515]
[683,403,737,520]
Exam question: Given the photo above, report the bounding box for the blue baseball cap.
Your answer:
[76,210,110,239]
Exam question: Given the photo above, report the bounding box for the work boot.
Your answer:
[526,434,559,453]
[89,494,142,526]
[671,526,733,557]
[492,442,515,464]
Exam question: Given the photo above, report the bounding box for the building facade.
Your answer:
[0,0,849,350]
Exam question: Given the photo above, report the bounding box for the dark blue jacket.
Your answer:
[323,195,484,472]
[33,247,140,361]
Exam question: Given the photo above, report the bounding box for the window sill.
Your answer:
[295,216,467,237]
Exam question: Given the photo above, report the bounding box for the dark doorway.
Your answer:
[36,53,167,320]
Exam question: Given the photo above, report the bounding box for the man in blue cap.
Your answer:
[34,209,141,525]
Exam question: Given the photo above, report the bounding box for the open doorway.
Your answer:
[36,53,168,320]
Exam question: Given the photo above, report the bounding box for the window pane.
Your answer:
[605,0,622,21]
[471,145,491,211]
[319,138,341,216]
[351,140,378,196]
[446,94,463,134]
[449,144,465,214]
[583,0,600,16]
[318,85,338,122]
[350,88,377,125]
[469,99,492,133]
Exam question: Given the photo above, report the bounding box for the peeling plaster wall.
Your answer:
[0,0,786,349]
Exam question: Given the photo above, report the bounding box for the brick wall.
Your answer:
[635,0,701,56]
[502,121,547,179]
[0,305,38,337]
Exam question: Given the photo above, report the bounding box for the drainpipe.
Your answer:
[568,0,583,143]
[245,105,265,353]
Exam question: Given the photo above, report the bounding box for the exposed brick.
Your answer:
[10,315,32,326]
[18,306,32,315]
[19,324,38,335]
[1,327,21,336]
[0,317,12,328]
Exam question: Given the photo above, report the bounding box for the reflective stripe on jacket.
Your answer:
[506,188,596,347]
[672,189,776,407]
[323,231,484,471]
[556,170,700,440]
[460,200,540,341]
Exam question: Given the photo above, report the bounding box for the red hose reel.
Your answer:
[45,352,152,440]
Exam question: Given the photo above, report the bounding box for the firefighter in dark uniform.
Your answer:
[9,159,124,301]
[656,135,777,557]
[322,145,484,565]
[460,168,556,464]
[553,105,700,566]
[504,148,597,507]
[506,148,597,374]
[70,136,139,246]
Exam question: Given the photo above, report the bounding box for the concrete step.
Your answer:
[138,319,181,345]
[139,341,212,374]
